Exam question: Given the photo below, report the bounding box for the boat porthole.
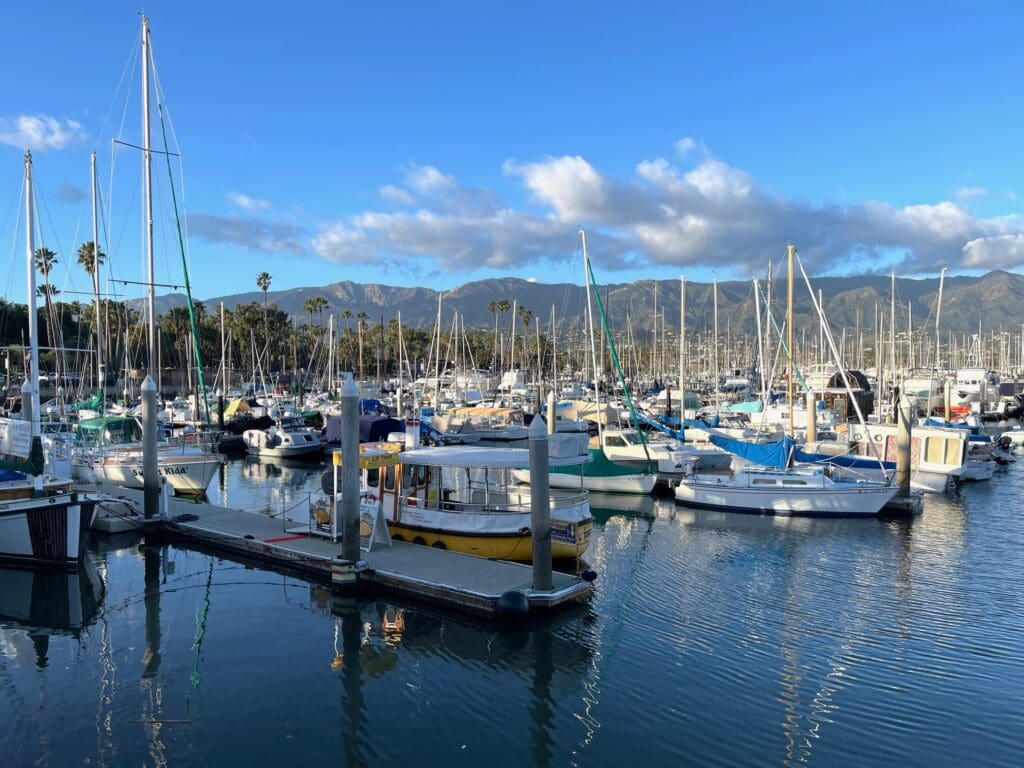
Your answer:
[431,541,447,550]
[412,536,427,546]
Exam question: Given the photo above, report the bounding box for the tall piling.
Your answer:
[529,415,553,591]
[805,388,817,444]
[142,375,160,519]
[340,375,361,564]
[896,388,912,496]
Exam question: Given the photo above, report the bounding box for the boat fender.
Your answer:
[581,569,598,582]
[366,493,378,503]
[495,590,530,619]
[520,526,531,536]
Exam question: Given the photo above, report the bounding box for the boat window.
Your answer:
[606,436,627,447]
[782,479,807,486]
[366,468,380,489]
[402,465,414,490]
[384,466,396,491]
[925,437,945,464]
[623,433,642,445]
[417,464,427,486]
[752,479,777,485]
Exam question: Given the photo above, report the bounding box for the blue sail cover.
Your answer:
[709,433,794,469]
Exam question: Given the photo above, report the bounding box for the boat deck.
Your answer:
[82,482,592,618]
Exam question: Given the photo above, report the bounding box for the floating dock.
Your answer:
[82,483,593,618]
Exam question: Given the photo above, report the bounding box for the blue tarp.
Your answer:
[794,447,895,470]
[0,469,27,481]
[709,433,794,469]
[358,416,404,443]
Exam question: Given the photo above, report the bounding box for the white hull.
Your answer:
[961,459,995,482]
[74,453,220,495]
[511,468,656,495]
[0,494,91,568]
[675,470,899,517]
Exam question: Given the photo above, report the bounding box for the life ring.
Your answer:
[873,434,882,442]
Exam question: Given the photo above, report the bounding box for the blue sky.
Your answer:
[2,1,1024,305]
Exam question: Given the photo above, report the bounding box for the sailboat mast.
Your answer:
[24,152,41,437]
[934,267,946,371]
[678,275,686,416]
[786,244,795,437]
[713,277,720,414]
[219,301,226,392]
[141,16,157,388]
[581,229,603,442]
[91,152,103,395]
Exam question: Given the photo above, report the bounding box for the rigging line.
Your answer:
[96,27,142,146]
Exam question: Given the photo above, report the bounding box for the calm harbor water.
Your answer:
[2,455,1023,767]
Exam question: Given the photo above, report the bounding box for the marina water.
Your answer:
[1,455,1022,766]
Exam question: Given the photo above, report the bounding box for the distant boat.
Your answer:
[674,465,899,517]
[243,415,325,458]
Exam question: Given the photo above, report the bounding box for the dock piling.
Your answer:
[340,374,361,564]
[547,390,556,435]
[529,415,553,591]
[142,375,159,519]
[896,389,912,496]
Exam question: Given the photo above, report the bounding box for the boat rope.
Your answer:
[157,102,210,426]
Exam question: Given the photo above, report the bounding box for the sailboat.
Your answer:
[675,245,898,517]
[0,153,95,568]
[71,16,221,496]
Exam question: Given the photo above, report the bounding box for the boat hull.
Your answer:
[511,468,655,495]
[0,493,92,569]
[387,518,592,561]
[674,475,899,517]
[75,454,220,496]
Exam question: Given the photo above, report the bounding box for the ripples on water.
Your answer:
[1,457,1022,766]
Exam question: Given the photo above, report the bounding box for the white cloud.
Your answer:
[956,185,987,202]
[206,143,1021,278]
[228,192,272,211]
[962,234,1024,269]
[0,114,85,150]
[380,184,415,205]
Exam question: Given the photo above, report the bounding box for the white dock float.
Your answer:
[83,483,592,618]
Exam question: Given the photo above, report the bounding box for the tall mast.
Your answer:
[219,301,226,392]
[24,152,41,438]
[678,275,686,415]
[581,229,603,442]
[713,277,720,414]
[141,16,156,388]
[91,152,103,397]
[934,267,946,371]
[786,244,795,437]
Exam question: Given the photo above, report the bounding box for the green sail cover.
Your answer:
[73,391,103,411]
[550,448,651,477]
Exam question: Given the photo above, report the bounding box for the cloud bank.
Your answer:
[0,115,85,151]
[192,143,1024,275]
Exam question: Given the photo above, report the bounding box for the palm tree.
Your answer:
[488,301,499,369]
[256,271,271,365]
[303,297,317,330]
[76,241,106,276]
[356,311,369,380]
[34,248,60,364]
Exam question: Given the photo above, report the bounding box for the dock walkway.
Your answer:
[85,483,592,617]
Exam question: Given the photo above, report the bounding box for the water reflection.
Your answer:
[0,559,104,668]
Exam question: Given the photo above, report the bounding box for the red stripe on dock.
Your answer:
[262,535,308,543]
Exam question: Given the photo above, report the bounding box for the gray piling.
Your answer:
[142,375,160,519]
[896,390,912,496]
[529,415,552,591]
[340,375,361,563]
[805,388,817,444]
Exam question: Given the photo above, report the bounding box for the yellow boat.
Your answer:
[321,443,593,561]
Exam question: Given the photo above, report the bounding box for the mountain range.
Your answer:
[141,270,1024,337]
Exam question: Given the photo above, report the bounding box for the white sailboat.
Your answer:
[0,152,94,568]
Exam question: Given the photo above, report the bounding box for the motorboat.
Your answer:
[243,415,325,458]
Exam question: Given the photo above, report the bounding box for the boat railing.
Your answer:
[407,488,588,515]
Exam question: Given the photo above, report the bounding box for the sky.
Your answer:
[2,1,1024,306]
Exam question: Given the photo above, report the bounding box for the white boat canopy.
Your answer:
[399,446,591,469]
